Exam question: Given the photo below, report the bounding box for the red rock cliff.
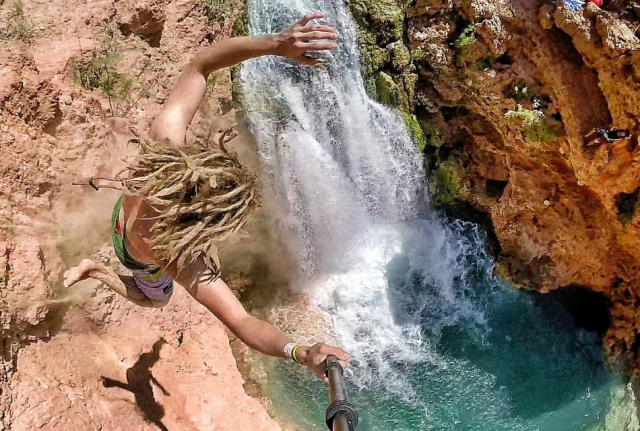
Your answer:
[0,0,280,429]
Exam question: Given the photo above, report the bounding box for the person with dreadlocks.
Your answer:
[63,12,349,381]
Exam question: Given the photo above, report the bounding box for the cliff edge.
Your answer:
[0,0,280,429]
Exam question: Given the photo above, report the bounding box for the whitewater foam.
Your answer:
[240,0,491,399]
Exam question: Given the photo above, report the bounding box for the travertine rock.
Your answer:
[404,0,640,369]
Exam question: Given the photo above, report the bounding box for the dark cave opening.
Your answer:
[496,53,513,66]
[536,286,611,337]
[485,179,508,198]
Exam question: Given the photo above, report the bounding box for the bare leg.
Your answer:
[64,259,156,308]
[101,376,130,390]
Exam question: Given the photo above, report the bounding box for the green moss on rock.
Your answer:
[358,29,391,78]
[232,2,249,37]
[376,71,403,108]
[616,189,640,225]
[376,71,418,111]
[202,0,234,24]
[389,41,411,72]
[400,111,427,152]
[347,0,404,44]
[429,160,465,206]
[411,47,426,62]
[402,73,418,108]
[422,122,444,148]
[453,24,477,49]
[230,65,243,107]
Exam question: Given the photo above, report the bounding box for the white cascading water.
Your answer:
[240,0,487,401]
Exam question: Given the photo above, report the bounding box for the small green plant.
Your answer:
[202,0,234,24]
[505,100,563,143]
[512,85,530,100]
[523,122,564,143]
[505,102,544,127]
[453,24,477,49]
[616,189,640,225]
[70,26,151,117]
[507,80,540,102]
[473,55,497,70]
[0,0,34,42]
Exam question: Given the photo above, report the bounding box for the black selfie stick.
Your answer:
[324,355,359,431]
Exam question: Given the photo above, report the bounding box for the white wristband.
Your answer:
[284,342,297,360]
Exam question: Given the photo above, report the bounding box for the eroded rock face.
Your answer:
[0,0,279,429]
[8,287,279,431]
[352,0,640,370]
[117,2,167,47]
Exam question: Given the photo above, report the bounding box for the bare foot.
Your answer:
[63,259,97,288]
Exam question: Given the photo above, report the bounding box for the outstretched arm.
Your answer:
[166,258,349,381]
[150,12,338,146]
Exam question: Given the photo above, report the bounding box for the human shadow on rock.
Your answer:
[102,338,170,431]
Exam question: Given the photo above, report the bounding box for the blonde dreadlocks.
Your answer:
[123,136,260,276]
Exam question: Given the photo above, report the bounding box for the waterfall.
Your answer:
[240,0,614,429]
[241,0,485,395]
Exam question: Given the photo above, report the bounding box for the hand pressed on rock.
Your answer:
[215,127,238,152]
[274,12,338,66]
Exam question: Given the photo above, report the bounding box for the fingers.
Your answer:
[294,31,337,42]
[296,55,324,66]
[298,12,325,27]
[302,24,336,33]
[222,131,238,144]
[312,364,329,382]
[63,270,70,288]
[305,344,351,382]
[324,346,350,361]
[336,348,350,362]
[294,41,338,52]
[217,128,238,146]
[322,347,349,370]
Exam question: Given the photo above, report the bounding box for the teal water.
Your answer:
[264,220,622,431]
